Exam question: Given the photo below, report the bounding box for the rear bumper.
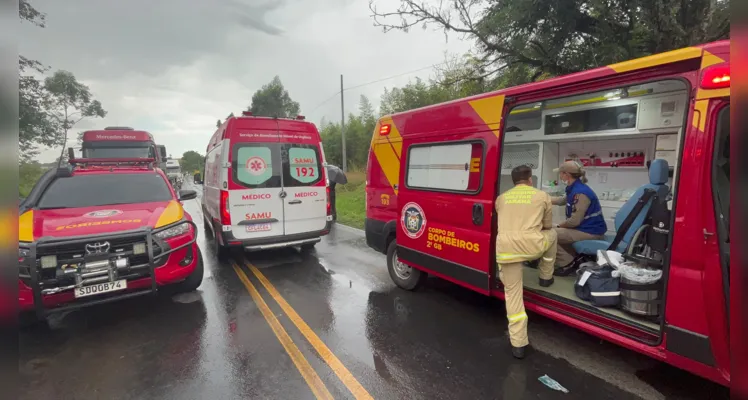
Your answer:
[365,218,388,254]
[219,220,332,251]
[18,221,199,316]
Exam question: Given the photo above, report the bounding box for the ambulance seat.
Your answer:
[573,159,670,255]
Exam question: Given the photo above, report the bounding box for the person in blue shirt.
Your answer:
[550,161,607,270]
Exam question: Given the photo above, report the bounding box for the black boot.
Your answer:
[512,345,527,359]
[539,277,554,287]
[553,263,578,277]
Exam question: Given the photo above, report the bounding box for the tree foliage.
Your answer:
[370,0,730,83]
[248,76,301,118]
[19,1,107,163]
[180,150,205,174]
[44,70,107,161]
[319,96,377,170]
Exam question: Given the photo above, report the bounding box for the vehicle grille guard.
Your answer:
[19,220,198,318]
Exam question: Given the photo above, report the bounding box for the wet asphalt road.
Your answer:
[19,182,729,400]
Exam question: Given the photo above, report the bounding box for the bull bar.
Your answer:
[19,220,198,318]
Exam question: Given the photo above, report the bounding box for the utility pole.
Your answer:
[340,74,347,172]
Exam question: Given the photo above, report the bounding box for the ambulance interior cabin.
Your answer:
[498,79,687,331]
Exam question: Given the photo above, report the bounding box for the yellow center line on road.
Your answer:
[231,263,334,400]
[244,260,375,400]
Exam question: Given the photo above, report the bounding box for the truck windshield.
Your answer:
[37,174,172,209]
[82,147,153,159]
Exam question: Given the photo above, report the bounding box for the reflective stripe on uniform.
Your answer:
[496,238,549,263]
[584,211,603,220]
[508,312,528,323]
[542,256,554,262]
[591,291,621,296]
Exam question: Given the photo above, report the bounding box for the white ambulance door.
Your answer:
[281,143,328,236]
[228,142,285,240]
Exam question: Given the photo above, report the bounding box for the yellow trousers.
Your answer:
[498,262,529,347]
[498,229,557,347]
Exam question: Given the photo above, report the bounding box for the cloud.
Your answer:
[20,0,473,162]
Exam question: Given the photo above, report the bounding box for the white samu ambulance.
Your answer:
[202,111,332,259]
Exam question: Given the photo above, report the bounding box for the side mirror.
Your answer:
[178,189,197,201]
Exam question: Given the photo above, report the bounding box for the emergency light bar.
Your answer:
[700,64,730,89]
[379,124,391,136]
[68,157,157,168]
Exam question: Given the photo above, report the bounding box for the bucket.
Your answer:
[620,276,661,316]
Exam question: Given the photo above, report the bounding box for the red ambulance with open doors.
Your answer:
[365,40,730,386]
[202,111,332,260]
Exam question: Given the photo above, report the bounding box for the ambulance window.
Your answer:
[232,144,281,188]
[406,141,483,193]
[505,105,542,131]
[712,105,729,235]
[282,144,323,187]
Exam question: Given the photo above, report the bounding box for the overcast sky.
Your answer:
[20,0,473,162]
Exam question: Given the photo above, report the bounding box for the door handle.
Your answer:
[393,184,399,190]
[472,203,484,226]
[288,200,302,205]
[703,228,715,241]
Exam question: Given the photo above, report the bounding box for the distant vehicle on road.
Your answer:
[79,126,168,170]
[165,158,183,190]
[202,111,332,259]
[18,155,203,325]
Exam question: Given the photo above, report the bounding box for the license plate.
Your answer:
[74,279,127,298]
[246,223,271,232]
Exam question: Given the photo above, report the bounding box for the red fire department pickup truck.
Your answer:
[18,155,203,324]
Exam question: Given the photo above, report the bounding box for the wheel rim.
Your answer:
[392,249,412,280]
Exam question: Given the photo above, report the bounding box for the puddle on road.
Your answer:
[172,290,204,304]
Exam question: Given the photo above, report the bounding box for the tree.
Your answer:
[216,119,221,128]
[359,95,376,125]
[44,70,106,162]
[19,0,55,162]
[370,0,730,83]
[248,76,300,118]
[180,150,205,174]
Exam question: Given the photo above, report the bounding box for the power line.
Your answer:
[342,62,447,91]
[308,90,341,113]
[307,61,449,115]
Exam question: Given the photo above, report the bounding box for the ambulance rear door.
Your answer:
[227,123,285,240]
[278,126,328,236]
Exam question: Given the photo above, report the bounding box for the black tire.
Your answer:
[214,229,231,262]
[174,247,204,293]
[386,240,426,291]
[300,242,317,252]
[203,216,212,238]
[19,311,49,330]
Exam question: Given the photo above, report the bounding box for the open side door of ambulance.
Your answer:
[396,95,512,294]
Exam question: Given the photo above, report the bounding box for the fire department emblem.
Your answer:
[401,202,426,239]
[245,156,267,176]
[84,209,123,218]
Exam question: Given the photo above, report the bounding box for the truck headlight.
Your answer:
[40,255,57,269]
[154,223,190,239]
[133,242,147,255]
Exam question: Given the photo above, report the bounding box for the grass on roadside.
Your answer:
[334,170,366,229]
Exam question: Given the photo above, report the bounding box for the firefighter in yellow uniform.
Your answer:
[495,165,558,359]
